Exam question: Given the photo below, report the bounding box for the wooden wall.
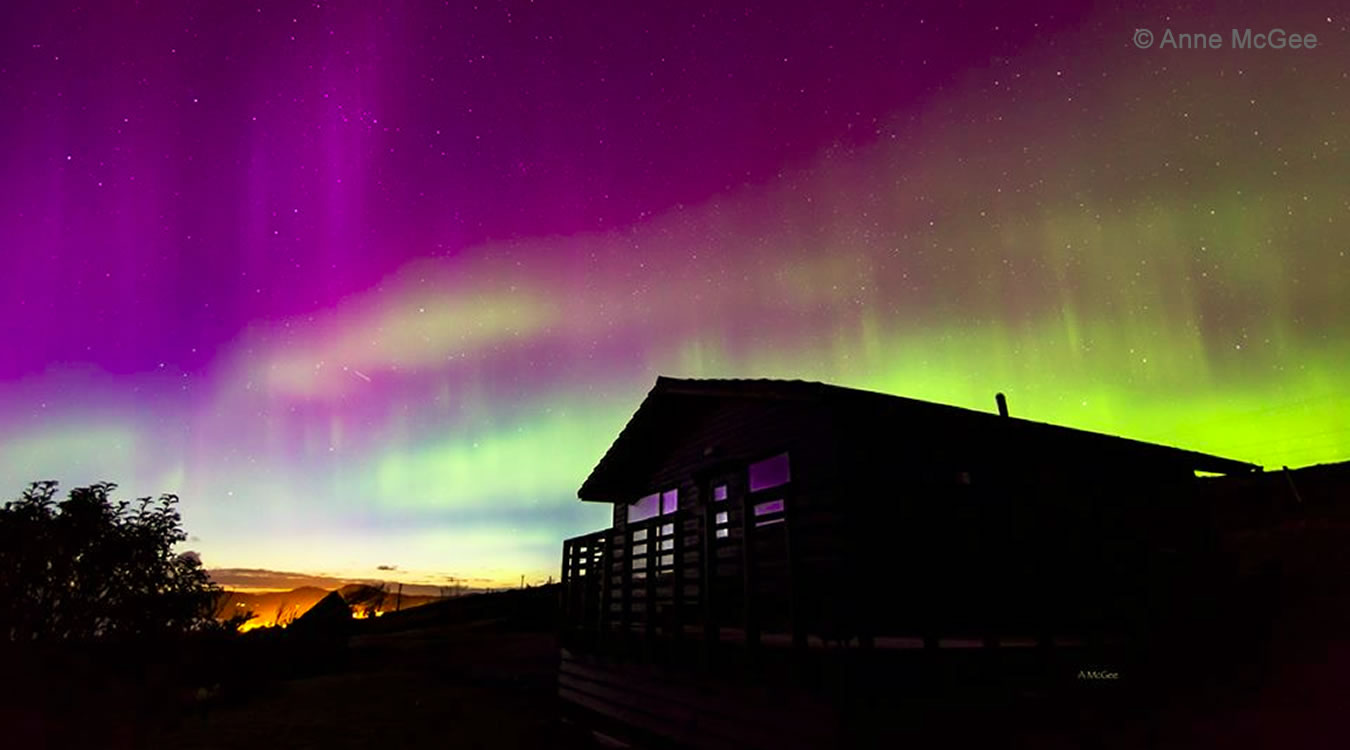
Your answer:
[567,392,1234,656]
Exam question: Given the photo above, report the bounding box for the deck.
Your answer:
[558,510,1136,747]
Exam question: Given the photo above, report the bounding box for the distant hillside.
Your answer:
[354,583,560,634]
[207,568,489,598]
[336,583,441,617]
[216,584,441,630]
[216,587,329,629]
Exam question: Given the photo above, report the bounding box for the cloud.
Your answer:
[205,566,503,595]
[207,568,357,591]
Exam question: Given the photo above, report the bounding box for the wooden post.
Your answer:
[561,539,571,632]
[702,488,717,665]
[672,508,685,652]
[622,527,633,658]
[785,491,806,654]
[741,491,760,653]
[576,546,585,637]
[599,532,612,650]
[645,519,656,657]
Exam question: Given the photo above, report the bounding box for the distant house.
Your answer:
[558,377,1261,747]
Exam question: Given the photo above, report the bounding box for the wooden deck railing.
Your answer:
[561,502,1136,664]
[561,485,820,663]
[561,508,711,653]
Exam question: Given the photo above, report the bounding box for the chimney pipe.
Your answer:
[995,392,1009,418]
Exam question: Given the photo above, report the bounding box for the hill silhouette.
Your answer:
[215,585,443,629]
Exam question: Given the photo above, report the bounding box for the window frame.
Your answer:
[627,486,680,524]
[748,451,792,493]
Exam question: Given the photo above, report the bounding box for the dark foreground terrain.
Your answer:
[153,621,589,749]
[5,587,591,750]
[9,572,1350,749]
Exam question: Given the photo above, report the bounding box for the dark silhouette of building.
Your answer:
[558,377,1274,747]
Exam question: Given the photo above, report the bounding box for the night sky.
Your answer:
[2,1,1346,586]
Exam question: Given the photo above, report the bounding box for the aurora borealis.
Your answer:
[1,2,1346,587]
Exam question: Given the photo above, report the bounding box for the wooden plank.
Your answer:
[559,673,701,725]
[560,678,808,750]
[741,486,759,651]
[783,490,806,652]
[621,525,634,654]
[559,658,835,749]
[701,486,718,660]
[598,532,612,646]
[644,528,656,649]
[558,686,704,748]
[672,508,684,646]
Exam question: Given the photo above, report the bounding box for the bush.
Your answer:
[0,481,221,641]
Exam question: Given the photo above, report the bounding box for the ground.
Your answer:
[152,621,592,749]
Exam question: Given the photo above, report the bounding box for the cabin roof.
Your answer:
[577,377,1261,502]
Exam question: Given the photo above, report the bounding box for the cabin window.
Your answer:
[631,529,648,542]
[749,452,791,492]
[713,507,732,540]
[659,539,674,551]
[630,488,680,523]
[713,484,728,502]
[661,489,679,515]
[660,522,675,537]
[629,493,660,523]
[753,499,785,516]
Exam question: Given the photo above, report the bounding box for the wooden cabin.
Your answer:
[558,377,1264,747]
